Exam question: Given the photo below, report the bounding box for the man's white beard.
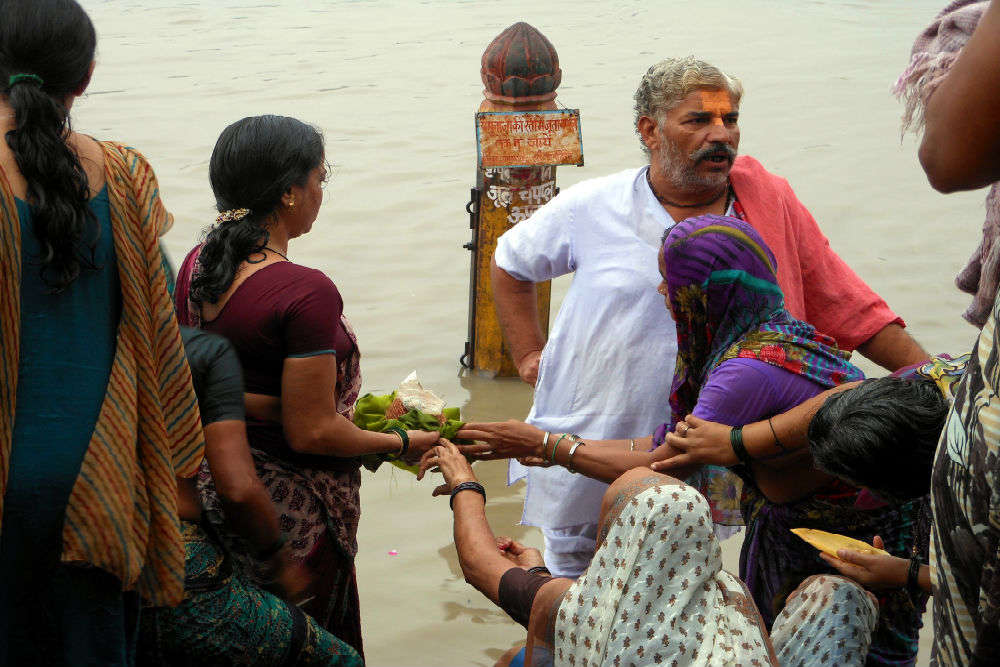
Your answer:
[657,133,732,193]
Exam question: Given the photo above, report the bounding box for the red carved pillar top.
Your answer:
[480,22,561,107]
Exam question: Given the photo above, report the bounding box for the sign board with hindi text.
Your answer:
[475,110,583,168]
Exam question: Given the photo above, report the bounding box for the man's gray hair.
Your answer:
[634,57,743,153]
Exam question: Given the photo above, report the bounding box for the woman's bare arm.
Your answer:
[281,355,439,458]
[202,419,282,552]
[452,490,519,603]
[419,440,532,603]
[548,435,698,484]
[456,421,698,483]
[199,419,311,601]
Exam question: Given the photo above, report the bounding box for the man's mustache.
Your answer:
[690,142,737,163]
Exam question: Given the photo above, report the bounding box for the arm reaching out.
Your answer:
[456,421,676,483]
[855,324,928,373]
[651,382,862,472]
[281,354,440,458]
[418,440,528,604]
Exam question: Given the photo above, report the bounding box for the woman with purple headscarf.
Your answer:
[459,215,926,665]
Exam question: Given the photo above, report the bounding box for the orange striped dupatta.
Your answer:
[0,141,204,606]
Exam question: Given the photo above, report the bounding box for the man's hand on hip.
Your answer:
[516,350,542,386]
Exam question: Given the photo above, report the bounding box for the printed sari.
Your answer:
[139,521,363,667]
[522,472,878,666]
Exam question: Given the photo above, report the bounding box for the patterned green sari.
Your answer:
[139,521,363,667]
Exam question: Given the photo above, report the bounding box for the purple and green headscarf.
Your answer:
[664,215,863,428]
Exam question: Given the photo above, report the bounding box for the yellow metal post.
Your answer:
[464,23,562,376]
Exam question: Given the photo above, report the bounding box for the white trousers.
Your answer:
[541,523,598,578]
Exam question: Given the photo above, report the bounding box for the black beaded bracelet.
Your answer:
[255,535,287,561]
[449,481,486,510]
[729,426,752,467]
[526,566,551,576]
[906,557,923,593]
[387,426,409,457]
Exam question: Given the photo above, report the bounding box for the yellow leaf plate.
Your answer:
[790,528,889,559]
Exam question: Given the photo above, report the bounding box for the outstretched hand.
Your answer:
[650,415,738,471]
[417,438,478,497]
[818,536,909,590]
[456,420,546,460]
[516,350,542,386]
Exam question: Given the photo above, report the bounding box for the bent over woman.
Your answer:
[173,115,440,655]
[0,1,203,664]
[418,440,880,667]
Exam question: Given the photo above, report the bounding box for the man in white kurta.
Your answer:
[491,57,925,577]
[496,167,738,575]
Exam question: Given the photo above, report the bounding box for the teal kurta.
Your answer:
[0,187,138,666]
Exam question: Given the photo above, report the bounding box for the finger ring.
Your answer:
[677,423,689,437]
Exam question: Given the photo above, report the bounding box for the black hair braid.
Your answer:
[0,0,98,291]
[189,214,269,306]
[6,82,97,290]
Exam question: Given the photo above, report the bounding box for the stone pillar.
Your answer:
[464,22,560,377]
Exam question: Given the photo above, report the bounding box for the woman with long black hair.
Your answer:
[0,0,204,664]
[173,115,441,657]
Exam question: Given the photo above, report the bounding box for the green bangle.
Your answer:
[387,426,408,456]
[550,433,569,463]
[729,426,752,467]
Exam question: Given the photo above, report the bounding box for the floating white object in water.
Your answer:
[397,370,446,415]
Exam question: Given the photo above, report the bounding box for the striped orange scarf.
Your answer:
[0,141,204,606]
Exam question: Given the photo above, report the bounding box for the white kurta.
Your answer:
[495,167,680,530]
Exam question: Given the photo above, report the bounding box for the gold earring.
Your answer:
[287,195,296,209]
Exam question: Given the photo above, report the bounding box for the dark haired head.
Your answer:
[190,115,324,306]
[1,0,97,291]
[807,376,948,501]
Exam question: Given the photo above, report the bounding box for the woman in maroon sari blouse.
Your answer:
[174,115,440,656]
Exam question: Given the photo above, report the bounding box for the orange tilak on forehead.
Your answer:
[698,90,733,125]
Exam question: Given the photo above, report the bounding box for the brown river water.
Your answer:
[75,1,979,663]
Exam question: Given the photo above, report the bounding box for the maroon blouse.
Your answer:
[203,261,356,466]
